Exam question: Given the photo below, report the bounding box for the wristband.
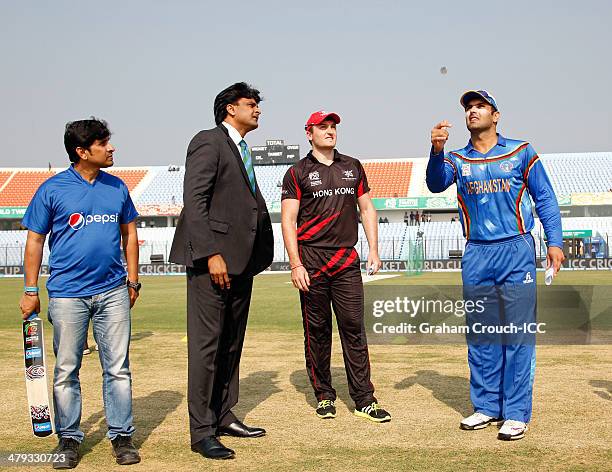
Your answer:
[290,264,303,270]
[24,286,39,293]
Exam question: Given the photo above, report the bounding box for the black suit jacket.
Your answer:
[169,124,274,276]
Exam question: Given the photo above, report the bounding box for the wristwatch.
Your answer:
[126,279,142,292]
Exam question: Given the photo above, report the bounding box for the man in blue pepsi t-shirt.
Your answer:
[427,90,565,441]
[19,118,142,468]
[22,167,136,298]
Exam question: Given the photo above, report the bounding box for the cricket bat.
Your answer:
[22,314,54,437]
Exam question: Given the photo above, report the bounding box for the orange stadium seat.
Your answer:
[0,171,13,190]
[362,162,413,198]
[0,171,55,207]
[105,169,148,192]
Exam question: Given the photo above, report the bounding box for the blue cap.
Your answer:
[460,90,498,111]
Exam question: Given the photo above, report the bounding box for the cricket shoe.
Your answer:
[498,420,528,441]
[52,437,80,469]
[460,412,503,430]
[316,399,336,419]
[354,402,391,423]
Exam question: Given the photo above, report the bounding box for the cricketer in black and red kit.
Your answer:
[281,110,391,423]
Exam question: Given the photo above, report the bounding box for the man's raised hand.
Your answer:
[431,120,452,154]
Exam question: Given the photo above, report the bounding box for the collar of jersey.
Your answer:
[465,133,507,155]
[69,164,100,186]
[306,149,341,165]
[451,135,527,163]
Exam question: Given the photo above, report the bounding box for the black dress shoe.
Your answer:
[217,420,266,438]
[191,436,235,460]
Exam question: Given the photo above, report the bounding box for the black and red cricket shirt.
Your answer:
[281,150,370,248]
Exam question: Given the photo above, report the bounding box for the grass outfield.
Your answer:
[0,271,610,471]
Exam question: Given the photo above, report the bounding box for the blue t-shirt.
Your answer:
[426,134,563,247]
[22,165,139,297]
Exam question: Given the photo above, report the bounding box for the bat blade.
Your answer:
[23,316,54,437]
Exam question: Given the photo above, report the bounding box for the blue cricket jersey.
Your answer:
[426,135,562,247]
[22,165,139,297]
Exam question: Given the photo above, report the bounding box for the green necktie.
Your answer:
[239,140,256,194]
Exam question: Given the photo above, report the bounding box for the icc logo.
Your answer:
[69,213,85,230]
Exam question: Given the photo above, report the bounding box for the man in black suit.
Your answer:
[169,82,274,460]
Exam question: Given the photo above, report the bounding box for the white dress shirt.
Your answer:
[222,121,245,153]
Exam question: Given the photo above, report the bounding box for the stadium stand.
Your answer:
[137,167,185,206]
[362,161,413,198]
[0,168,148,207]
[404,158,457,198]
[405,152,612,198]
[0,170,55,207]
[1,218,611,266]
[3,152,612,207]
[0,230,50,266]
[0,171,13,191]
[356,222,408,260]
[540,152,612,195]
[105,168,148,192]
[407,152,612,198]
[542,217,612,233]
[2,151,612,267]
[253,165,290,204]
[136,165,292,207]
[401,221,465,260]
[414,171,458,199]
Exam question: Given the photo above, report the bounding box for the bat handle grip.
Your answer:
[26,313,39,321]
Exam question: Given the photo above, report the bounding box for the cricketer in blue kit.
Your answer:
[426,90,565,440]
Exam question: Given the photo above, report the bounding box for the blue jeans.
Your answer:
[48,283,135,442]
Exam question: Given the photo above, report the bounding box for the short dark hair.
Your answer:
[64,118,111,163]
[213,82,262,125]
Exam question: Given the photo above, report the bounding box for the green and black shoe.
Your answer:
[316,399,336,419]
[354,402,391,423]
